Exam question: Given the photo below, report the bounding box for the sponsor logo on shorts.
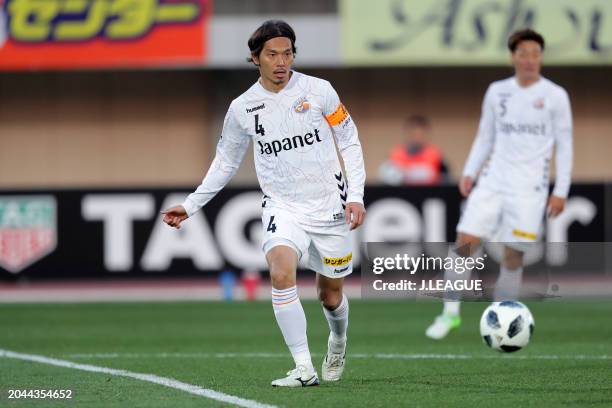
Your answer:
[333,266,350,274]
[512,229,537,240]
[324,252,352,267]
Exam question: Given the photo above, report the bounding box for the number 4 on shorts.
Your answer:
[267,216,277,233]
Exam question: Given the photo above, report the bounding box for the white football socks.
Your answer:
[322,294,349,353]
[494,265,523,301]
[272,286,313,369]
[442,246,474,317]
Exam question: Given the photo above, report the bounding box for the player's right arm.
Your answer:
[460,85,496,197]
[163,102,249,229]
[548,87,573,217]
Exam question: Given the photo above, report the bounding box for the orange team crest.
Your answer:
[293,97,310,113]
[533,98,545,109]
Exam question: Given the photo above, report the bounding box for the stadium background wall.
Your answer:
[0,184,608,281]
[0,67,611,188]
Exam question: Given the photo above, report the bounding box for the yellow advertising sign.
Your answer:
[0,0,209,70]
[341,0,612,65]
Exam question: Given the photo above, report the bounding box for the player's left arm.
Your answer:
[323,82,366,230]
[549,88,574,217]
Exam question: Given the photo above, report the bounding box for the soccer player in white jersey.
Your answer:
[426,29,573,339]
[161,21,366,386]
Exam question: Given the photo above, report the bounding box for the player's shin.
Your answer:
[494,265,523,301]
[442,247,474,317]
[322,294,349,353]
[271,286,313,369]
[427,247,473,339]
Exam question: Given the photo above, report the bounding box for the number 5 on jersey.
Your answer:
[267,215,277,233]
[254,114,265,136]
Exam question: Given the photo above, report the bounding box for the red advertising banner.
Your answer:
[0,0,210,70]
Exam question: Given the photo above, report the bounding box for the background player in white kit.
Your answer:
[161,21,366,386]
[426,29,573,339]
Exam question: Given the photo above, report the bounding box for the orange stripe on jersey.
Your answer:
[325,103,349,126]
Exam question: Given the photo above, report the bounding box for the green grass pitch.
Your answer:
[1,300,611,407]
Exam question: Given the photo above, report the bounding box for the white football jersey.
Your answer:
[463,76,573,198]
[182,71,366,226]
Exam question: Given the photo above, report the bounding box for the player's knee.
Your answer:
[455,233,481,257]
[318,286,342,309]
[503,248,524,270]
[269,266,295,289]
[266,247,298,289]
[268,259,296,289]
[503,259,523,270]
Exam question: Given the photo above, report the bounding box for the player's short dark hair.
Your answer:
[508,29,545,52]
[406,115,430,129]
[247,20,297,64]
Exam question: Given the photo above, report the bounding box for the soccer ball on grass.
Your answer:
[480,301,534,352]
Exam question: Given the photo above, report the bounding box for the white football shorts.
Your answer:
[261,207,353,279]
[457,186,547,251]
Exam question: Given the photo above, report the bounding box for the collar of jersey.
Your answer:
[256,70,299,96]
[513,75,544,91]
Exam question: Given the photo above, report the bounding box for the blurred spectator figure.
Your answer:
[241,269,261,301]
[220,270,237,302]
[379,115,450,185]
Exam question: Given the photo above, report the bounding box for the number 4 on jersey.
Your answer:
[254,114,265,136]
[267,215,277,233]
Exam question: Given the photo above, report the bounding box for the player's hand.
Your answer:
[459,176,474,198]
[162,205,189,229]
[345,202,366,230]
[547,195,566,218]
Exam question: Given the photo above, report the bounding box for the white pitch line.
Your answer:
[62,352,612,361]
[0,349,277,408]
[357,353,612,360]
[66,352,289,359]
